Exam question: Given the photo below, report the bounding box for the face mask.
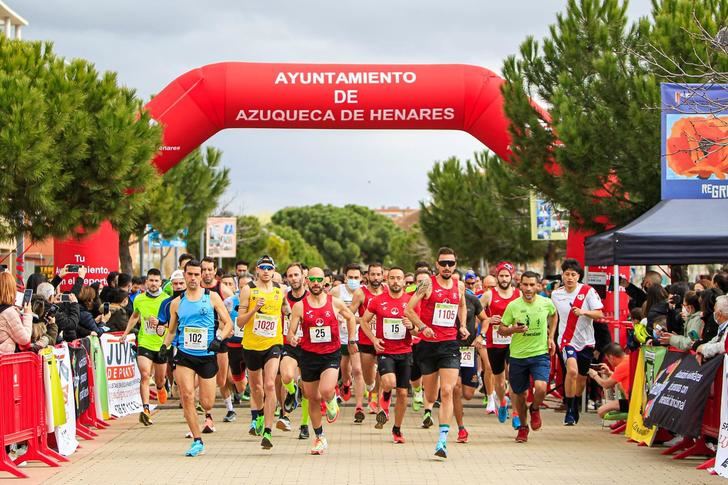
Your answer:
[347,279,361,291]
[147,288,162,298]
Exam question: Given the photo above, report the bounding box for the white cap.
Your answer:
[170,270,185,281]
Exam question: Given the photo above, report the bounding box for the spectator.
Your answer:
[0,272,32,354]
[696,295,728,364]
[76,287,105,338]
[587,343,631,418]
[99,271,119,303]
[117,273,134,315]
[621,270,662,310]
[713,272,728,294]
[642,284,670,330]
[36,282,56,303]
[29,296,58,351]
[697,288,724,345]
[658,291,703,351]
[129,276,145,303]
[104,289,130,332]
[50,266,87,297]
[25,273,47,293]
[695,278,713,292]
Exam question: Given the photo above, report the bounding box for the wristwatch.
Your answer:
[348,340,358,345]
[480,332,487,339]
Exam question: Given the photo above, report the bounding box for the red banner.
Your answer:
[53,221,119,291]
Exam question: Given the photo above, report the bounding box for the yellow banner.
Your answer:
[625,348,657,445]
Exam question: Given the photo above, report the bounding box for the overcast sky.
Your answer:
[20,0,652,216]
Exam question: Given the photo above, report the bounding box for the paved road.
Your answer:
[22,400,722,485]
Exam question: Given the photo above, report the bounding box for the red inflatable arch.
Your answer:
[55,62,584,283]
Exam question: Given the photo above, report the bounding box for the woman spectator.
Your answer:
[696,288,724,346]
[29,297,58,351]
[25,273,47,293]
[0,272,32,354]
[642,284,670,334]
[76,287,105,338]
[103,289,130,332]
[658,291,703,351]
[695,278,713,292]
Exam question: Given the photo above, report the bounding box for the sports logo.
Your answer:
[315,318,325,327]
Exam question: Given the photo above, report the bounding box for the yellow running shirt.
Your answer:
[242,283,284,351]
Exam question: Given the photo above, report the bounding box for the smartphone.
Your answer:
[0,264,7,272]
[22,289,33,306]
[589,363,602,369]
[61,294,71,303]
[66,264,80,273]
[45,304,59,318]
[103,302,110,314]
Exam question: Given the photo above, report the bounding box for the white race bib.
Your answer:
[383,318,406,340]
[144,318,157,335]
[309,326,332,343]
[253,313,278,338]
[183,327,208,351]
[460,346,476,368]
[233,321,245,338]
[284,316,303,339]
[491,325,512,345]
[433,303,458,327]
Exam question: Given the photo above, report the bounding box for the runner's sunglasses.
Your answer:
[258,264,275,271]
[308,276,325,283]
[437,260,456,267]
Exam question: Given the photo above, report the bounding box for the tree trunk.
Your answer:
[543,241,557,277]
[119,231,133,274]
[669,264,688,283]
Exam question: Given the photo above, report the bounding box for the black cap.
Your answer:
[256,255,276,268]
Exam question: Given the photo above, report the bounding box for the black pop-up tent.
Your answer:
[585,199,728,265]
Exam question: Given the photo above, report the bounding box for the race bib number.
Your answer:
[253,313,278,338]
[460,346,475,368]
[383,318,406,340]
[284,317,303,339]
[233,321,245,338]
[144,318,157,335]
[491,325,512,345]
[433,303,458,327]
[309,326,332,343]
[183,327,208,351]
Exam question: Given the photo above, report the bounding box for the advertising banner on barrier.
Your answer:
[101,333,142,417]
[661,83,728,199]
[644,351,722,437]
[715,355,728,478]
[85,336,110,419]
[40,348,65,432]
[71,345,91,419]
[52,343,79,456]
[625,346,668,445]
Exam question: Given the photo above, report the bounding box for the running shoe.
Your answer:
[433,399,441,409]
[232,392,241,405]
[354,407,365,423]
[375,410,388,429]
[242,385,251,401]
[326,400,339,424]
[185,440,205,457]
[202,416,216,434]
[412,388,424,412]
[283,383,299,414]
[457,428,469,443]
[254,415,265,436]
[195,402,205,415]
[139,410,153,426]
[512,414,521,430]
[497,405,508,423]
[485,396,497,415]
[422,411,434,429]
[392,432,406,444]
[298,425,310,440]
[276,415,292,432]
[368,396,379,414]
[157,387,168,405]
[341,382,352,402]
[310,436,328,455]
[223,410,237,423]
[529,405,542,431]
[261,431,273,450]
[564,408,576,426]
[248,421,257,436]
[434,440,448,458]
[515,426,529,443]
[185,431,193,438]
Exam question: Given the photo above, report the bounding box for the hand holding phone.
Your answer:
[22,289,33,307]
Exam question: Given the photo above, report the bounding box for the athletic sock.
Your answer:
[439,424,450,443]
[258,408,265,417]
[392,426,401,435]
[205,413,212,420]
[194,437,203,444]
[264,427,271,435]
[413,385,422,393]
[283,380,296,394]
[251,409,259,420]
[225,396,234,412]
[301,399,310,425]
[565,397,574,410]
[424,408,432,416]
[383,390,392,402]
[314,426,324,437]
[458,425,465,431]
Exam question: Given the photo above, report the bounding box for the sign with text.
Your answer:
[54,220,119,291]
[661,83,728,199]
[529,192,569,240]
[206,217,237,258]
[100,333,142,418]
[715,355,728,478]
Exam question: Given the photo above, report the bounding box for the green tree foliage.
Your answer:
[385,224,433,271]
[420,151,548,267]
[501,0,727,231]
[119,147,230,273]
[271,205,401,269]
[0,38,161,241]
[267,224,326,269]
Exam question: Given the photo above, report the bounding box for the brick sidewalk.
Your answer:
[31,401,722,485]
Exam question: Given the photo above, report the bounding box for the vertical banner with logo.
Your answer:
[714,355,728,477]
[529,192,569,241]
[40,348,65,432]
[86,336,110,419]
[625,346,667,445]
[71,345,91,419]
[52,343,79,456]
[661,83,728,199]
[205,217,237,258]
[101,333,143,417]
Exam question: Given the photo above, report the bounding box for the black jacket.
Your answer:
[56,302,80,343]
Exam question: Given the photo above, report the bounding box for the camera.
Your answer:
[670,293,683,308]
[43,304,58,320]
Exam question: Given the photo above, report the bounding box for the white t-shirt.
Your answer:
[551,283,604,351]
[338,285,354,345]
